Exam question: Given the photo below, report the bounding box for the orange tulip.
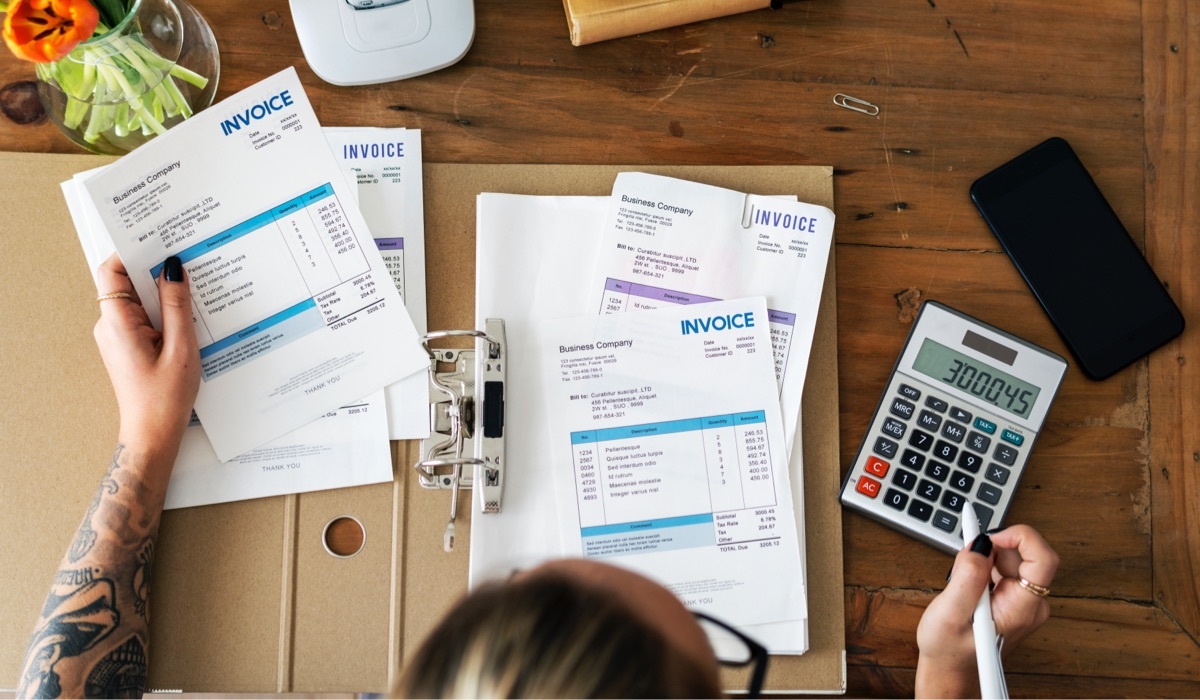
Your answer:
[3,0,99,63]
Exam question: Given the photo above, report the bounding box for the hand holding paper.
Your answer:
[75,68,427,460]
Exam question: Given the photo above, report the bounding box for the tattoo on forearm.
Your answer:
[85,636,148,698]
[19,577,120,698]
[132,539,154,623]
[67,445,122,563]
[18,443,165,699]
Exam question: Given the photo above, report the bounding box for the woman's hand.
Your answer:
[93,253,200,461]
[915,524,1059,698]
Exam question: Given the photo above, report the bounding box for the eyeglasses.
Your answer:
[693,611,769,698]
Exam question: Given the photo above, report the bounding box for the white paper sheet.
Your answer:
[74,67,426,460]
[64,177,393,510]
[470,193,810,653]
[326,127,430,440]
[166,393,391,509]
[589,172,835,454]
[539,298,806,628]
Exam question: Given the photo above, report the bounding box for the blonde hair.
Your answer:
[396,570,721,698]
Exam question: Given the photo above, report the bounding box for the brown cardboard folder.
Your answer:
[0,154,845,694]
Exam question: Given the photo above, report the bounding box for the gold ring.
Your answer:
[1018,577,1051,598]
[96,292,134,302]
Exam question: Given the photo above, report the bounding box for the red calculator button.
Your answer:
[865,456,890,477]
[856,475,881,498]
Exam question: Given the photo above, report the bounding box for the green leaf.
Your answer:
[92,0,129,32]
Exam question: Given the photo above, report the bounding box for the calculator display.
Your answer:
[912,339,1041,418]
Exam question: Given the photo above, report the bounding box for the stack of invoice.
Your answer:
[63,68,432,509]
[469,172,835,654]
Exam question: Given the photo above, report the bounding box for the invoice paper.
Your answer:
[589,172,835,453]
[327,127,430,440]
[540,298,806,628]
[64,177,393,510]
[166,393,391,509]
[471,192,810,652]
[76,67,427,461]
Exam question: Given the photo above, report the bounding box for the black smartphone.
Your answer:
[970,137,1184,380]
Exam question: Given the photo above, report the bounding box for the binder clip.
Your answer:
[414,318,506,552]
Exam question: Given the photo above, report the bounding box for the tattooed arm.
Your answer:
[18,254,199,699]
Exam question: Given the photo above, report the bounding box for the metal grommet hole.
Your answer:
[322,515,365,558]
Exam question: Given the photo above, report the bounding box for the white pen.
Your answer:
[961,498,1008,700]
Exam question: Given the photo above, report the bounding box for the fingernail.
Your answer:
[970,533,993,557]
[164,256,183,283]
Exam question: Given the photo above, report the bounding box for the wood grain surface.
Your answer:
[0,0,1194,696]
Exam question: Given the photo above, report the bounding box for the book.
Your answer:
[562,0,772,46]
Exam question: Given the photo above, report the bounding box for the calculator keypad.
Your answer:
[843,373,1036,552]
[874,436,899,459]
[900,449,926,470]
[892,469,918,491]
[908,429,934,451]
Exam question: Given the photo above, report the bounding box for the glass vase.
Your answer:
[35,0,220,155]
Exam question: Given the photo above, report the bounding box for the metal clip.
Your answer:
[832,93,879,116]
[415,319,507,552]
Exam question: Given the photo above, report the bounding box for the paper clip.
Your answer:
[740,194,755,229]
[832,93,879,116]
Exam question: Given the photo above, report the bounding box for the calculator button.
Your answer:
[900,449,926,470]
[949,470,975,493]
[993,444,1019,466]
[932,510,959,533]
[1001,429,1025,446]
[973,417,997,434]
[925,460,950,482]
[950,407,972,423]
[907,499,934,522]
[881,418,907,439]
[892,468,918,491]
[856,475,881,498]
[917,479,942,501]
[925,396,949,413]
[864,456,890,478]
[971,503,994,531]
[933,440,958,461]
[917,410,943,431]
[957,451,983,473]
[890,398,916,420]
[941,491,966,512]
[898,384,922,400]
[908,429,934,451]
[977,482,1003,505]
[883,489,908,511]
[940,422,967,443]
[967,431,991,454]
[873,436,899,459]
[985,463,1011,485]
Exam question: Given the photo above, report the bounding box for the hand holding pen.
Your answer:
[914,514,1059,699]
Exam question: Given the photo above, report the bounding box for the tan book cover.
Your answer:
[563,0,772,46]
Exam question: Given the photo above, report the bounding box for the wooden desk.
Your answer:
[1,1,1195,695]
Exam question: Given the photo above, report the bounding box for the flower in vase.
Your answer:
[1,0,211,151]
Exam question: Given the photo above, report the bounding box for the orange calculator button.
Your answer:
[856,475,881,498]
[865,456,890,478]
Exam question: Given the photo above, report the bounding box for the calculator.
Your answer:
[839,301,1067,553]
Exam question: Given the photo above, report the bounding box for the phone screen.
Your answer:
[971,138,1184,379]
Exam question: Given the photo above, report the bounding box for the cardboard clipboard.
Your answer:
[0,154,844,693]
